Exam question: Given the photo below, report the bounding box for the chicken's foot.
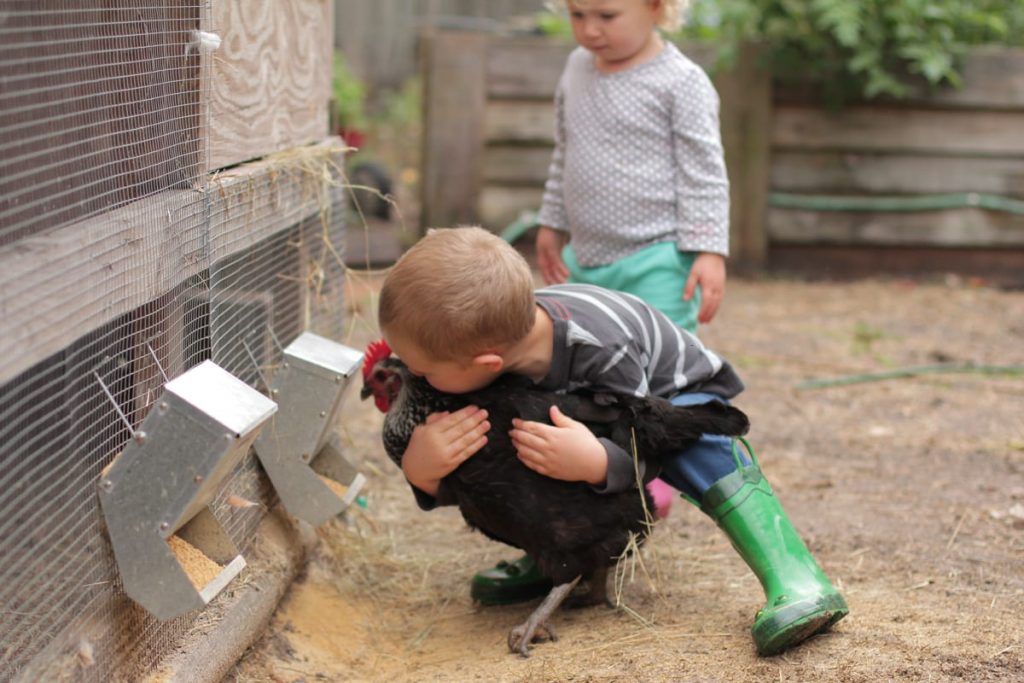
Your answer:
[507,576,581,657]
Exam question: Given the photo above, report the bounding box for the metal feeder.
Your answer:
[254,332,366,526]
[98,360,277,621]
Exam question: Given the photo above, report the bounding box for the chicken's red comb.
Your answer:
[362,338,393,379]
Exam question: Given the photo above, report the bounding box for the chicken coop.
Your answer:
[0,1,362,681]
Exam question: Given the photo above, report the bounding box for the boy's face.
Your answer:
[385,334,500,394]
[567,0,661,68]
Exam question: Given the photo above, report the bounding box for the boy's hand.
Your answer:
[402,406,489,496]
[510,406,608,485]
[683,252,726,324]
[536,226,570,285]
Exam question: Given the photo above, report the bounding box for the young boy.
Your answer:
[378,227,847,655]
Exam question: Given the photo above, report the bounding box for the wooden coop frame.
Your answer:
[0,1,363,681]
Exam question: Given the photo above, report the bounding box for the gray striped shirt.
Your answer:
[535,284,744,493]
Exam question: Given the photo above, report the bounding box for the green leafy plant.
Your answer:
[332,51,366,130]
[537,1,1024,102]
[686,0,1024,102]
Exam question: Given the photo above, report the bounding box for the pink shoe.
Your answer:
[646,478,675,520]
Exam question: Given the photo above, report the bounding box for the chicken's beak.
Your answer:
[359,384,372,400]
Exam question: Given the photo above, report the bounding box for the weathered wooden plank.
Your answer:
[924,46,1024,110]
[768,244,1024,287]
[0,189,205,385]
[420,30,489,230]
[776,46,1024,111]
[483,145,554,184]
[771,150,1024,196]
[485,101,556,144]
[487,38,573,99]
[773,105,1024,156]
[767,206,1024,247]
[479,185,545,230]
[208,0,332,171]
[486,38,717,100]
[0,142,345,385]
[718,44,772,268]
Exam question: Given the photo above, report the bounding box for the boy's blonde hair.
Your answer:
[549,0,689,33]
[379,226,536,362]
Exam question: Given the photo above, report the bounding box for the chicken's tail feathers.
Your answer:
[647,401,753,444]
[662,401,750,440]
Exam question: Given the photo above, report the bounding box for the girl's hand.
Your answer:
[402,406,489,496]
[510,406,608,485]
[684,252,726,324]
[536,226,570,285]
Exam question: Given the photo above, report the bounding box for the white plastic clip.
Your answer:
[187,30,222,56]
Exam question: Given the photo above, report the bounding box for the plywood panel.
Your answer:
[773,105,1024,156]
[208,0,332,170]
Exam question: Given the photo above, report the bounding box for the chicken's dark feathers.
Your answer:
[365,357,749,586]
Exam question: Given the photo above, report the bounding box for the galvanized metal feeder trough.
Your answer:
[254,332,366,526]
[98,360,277,620]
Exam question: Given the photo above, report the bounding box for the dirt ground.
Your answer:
[226,268,1024,683]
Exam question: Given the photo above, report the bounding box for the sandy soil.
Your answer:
[226,271,1024,683]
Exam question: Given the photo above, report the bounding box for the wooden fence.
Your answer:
[421,31,1024,282]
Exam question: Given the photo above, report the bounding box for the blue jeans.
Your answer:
[656,392,751,502]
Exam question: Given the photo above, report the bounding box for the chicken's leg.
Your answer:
[507,576,581,657]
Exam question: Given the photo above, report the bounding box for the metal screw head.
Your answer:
[300,453,311,462]
[133,431,147,445]
[271,389,279,396]
[159,522,169,531]
[194,474,203,483]
[319,411,326,418]
[282,362,289,369]
[224,433,235,443]
[101,480,113,491]
[158,401,170,414]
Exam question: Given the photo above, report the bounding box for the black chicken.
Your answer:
[360,339,750,656]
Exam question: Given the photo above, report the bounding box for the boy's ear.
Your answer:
[472,352,505,373]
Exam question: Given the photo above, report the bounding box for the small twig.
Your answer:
[946,509,970,549]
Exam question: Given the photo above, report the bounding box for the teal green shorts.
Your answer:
[563,241,699,333]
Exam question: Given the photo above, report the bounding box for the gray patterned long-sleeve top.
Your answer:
[534,284,744,493]
[537,42,730,265]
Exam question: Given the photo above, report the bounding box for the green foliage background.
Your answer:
[542,0,1024,102]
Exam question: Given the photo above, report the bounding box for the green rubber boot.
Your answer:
[701,439,849,656]
[470,554,553,606]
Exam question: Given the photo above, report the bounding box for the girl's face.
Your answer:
[567,0,663,72]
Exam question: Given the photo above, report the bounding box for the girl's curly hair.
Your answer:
[546,0,689,33]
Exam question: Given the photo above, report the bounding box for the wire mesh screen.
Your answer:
[0,3,346,680]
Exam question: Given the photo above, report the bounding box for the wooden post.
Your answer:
[716,43,772,271]
[419,30,488,233]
